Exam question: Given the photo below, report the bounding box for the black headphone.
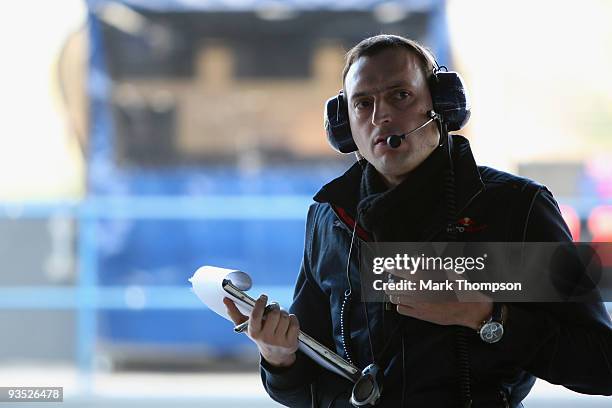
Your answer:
[324,68,471,154]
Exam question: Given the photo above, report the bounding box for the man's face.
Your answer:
[344,48,440,186]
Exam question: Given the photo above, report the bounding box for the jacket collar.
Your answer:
[313,135,485,218]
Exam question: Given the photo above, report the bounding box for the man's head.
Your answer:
[342,35,440,187]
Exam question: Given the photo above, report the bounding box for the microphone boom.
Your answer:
[385,112,437,149]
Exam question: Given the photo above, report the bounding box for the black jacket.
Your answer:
[260,135,612,407]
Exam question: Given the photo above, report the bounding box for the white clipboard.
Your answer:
[189,265,360,382]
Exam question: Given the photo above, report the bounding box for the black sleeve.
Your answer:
[489,187,612,394]
[259,204,332,407]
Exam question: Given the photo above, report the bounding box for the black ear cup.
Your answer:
[324,91,357,153]
[429,71,471,132]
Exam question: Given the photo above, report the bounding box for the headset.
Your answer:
[323,54,470,154]
[322,42,473,407]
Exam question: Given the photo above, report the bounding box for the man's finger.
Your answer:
[286,314,300,343]
[384,286,408,297]
[249,294,268,334]
[397,304,423,318]
[274,310,290,337]
[261,303,281,338]
[388,294,414,306]
[223,297,248,325]
[387,268,414,280]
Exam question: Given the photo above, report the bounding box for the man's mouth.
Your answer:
[374,137,386,146]
[374,134,404,146]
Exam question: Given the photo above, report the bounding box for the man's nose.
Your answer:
[371,100,392,127]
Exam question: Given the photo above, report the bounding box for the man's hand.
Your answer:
[384,268,493,330]
[387,294,493,330]
[223,295,300,368]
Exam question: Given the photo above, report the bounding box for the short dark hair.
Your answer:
[342,34,437,90]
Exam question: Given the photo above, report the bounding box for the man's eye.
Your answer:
[394,91,411,100]
[354,100,371,110]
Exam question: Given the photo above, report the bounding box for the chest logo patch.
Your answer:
[456,217,488,233]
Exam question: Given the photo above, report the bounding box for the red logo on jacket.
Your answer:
[456,217,487,233]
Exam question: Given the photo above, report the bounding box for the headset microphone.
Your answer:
[385,110,440,149]
[386,134,403,149]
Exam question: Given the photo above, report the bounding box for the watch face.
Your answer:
[480,322,504,343]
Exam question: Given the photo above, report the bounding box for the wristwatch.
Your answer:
[478,303,506,344]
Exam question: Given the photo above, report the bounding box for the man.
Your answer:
[225,35,612,407]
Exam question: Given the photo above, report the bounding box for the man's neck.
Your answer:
[380,173,404,189]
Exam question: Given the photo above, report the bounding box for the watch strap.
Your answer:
[491,302,504,324]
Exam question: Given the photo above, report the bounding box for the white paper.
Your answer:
[189,265,254,321]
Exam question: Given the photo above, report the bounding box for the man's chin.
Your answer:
[372,161,408,179]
